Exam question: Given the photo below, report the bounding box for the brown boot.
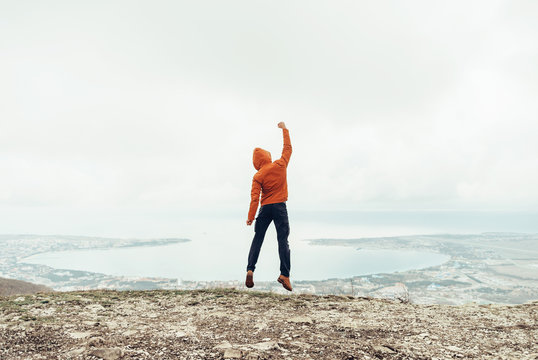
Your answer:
[245,270,254,288]
[277,275,292,291]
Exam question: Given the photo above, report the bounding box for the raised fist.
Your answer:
[277,122,286,129]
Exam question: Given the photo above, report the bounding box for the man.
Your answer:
[245,122,293,291]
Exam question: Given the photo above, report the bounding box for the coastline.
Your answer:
[2,233,537,304]
[1,235,189,293]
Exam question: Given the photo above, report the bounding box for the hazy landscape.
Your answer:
[2,230,537,305]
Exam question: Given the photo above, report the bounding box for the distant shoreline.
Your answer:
[3,233,538,304]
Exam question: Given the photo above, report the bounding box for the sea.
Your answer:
[20,210,538,282]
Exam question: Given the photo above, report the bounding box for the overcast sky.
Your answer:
[1,1,538,234]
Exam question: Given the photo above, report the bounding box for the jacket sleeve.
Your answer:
[279,128,292,166]
[247,177,262,221]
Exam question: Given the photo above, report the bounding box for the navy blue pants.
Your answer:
[247,202,291,277]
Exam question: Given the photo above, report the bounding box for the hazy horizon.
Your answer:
[2,209,538,240]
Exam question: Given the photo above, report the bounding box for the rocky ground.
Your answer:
[0,289,537,360]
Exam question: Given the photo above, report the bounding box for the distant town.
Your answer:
[1,233,537,305]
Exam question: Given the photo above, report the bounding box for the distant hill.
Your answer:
[0,289,535,359]
[0,277,52,296]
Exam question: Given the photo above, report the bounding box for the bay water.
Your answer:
[21,211,537,282]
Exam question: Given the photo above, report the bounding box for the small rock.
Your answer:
[105,321,119,330]
[214,341,233,350]
[86,304,106,313]
[373,345,396,354]
[87,336,105,347]
[88,347,124,360]
[223,348,242,359]
[69,331,92,339]
[66,348,85,357]
[246,353,260,360]
[447,345,462,352]
[254,322,267,331]
[290,341,311,349]
[251,340,279,351]
[288,316,313,324]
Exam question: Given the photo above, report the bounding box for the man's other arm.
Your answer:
[246,177,261,225]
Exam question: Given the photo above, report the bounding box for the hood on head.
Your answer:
[253,147,272,170]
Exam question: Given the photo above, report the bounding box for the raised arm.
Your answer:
[277,122,292,166]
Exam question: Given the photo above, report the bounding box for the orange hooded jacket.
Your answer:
[248,129,292,222]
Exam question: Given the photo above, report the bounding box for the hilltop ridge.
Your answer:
[0,277,52,297]
[1,289,536,359]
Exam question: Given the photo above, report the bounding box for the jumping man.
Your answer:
[245,122,293,291]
